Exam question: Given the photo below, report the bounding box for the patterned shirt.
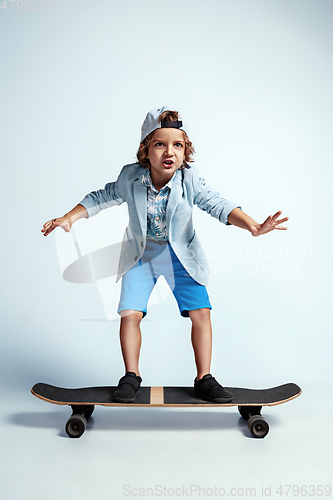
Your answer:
[141,168,175,241]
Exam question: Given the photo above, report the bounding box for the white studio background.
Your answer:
[1,2,333,499]
[1,0,332,392]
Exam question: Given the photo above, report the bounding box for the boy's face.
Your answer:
[147,128,185,188]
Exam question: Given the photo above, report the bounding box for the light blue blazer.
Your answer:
[78,163,240,286]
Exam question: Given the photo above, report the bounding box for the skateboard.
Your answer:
[31,382,301,439]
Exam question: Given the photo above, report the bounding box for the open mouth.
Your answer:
[163,160,174,168]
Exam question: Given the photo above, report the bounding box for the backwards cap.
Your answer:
[140,106,188,143]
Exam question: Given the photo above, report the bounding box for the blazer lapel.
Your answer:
[133,176,147,236]
[166,169,182,230]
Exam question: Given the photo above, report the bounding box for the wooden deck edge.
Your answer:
[31,389,68,406]
[263,389,302,407]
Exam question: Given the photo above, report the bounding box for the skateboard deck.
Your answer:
[31,382,301,439]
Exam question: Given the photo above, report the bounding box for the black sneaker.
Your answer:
[194,374,233,403]
[113,372,142,403]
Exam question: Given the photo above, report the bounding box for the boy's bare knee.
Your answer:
[188,308,211,323]
[120,310,143,324]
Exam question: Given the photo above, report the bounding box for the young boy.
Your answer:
[42,106,288,404]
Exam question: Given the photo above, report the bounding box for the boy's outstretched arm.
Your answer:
[228,207,288,237]
[41,204,88,237]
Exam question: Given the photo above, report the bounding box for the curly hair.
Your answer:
[136,110,195,169]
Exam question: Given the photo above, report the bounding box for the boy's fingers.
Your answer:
[272,210,282,219]
[42,219,57,228]
[42,219,60,234]
[276,217,289,224]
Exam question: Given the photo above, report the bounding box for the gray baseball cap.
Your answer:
[140,106,187,143]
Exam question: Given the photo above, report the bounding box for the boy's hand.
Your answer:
[41,204,87,237]
[41,216,71,237]
[249,210,288,237]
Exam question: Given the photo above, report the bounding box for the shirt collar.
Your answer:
[141,168,176,192]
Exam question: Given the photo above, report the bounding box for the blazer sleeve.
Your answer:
[78,169,125,218]
[191,167,241,225]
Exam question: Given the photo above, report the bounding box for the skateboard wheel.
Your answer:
[65,414,87,438]
[248,415,269,438]
[84,405,95,419]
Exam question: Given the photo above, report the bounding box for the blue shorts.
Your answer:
[117,240,212,318]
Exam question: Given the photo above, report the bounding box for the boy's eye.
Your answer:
[153,141,184,148]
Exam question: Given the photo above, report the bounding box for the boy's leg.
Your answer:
[113,309,143,403]
[188,308,212,380]
[117,243,160,377]
[189,308,232,403]
[119,310,143,377]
